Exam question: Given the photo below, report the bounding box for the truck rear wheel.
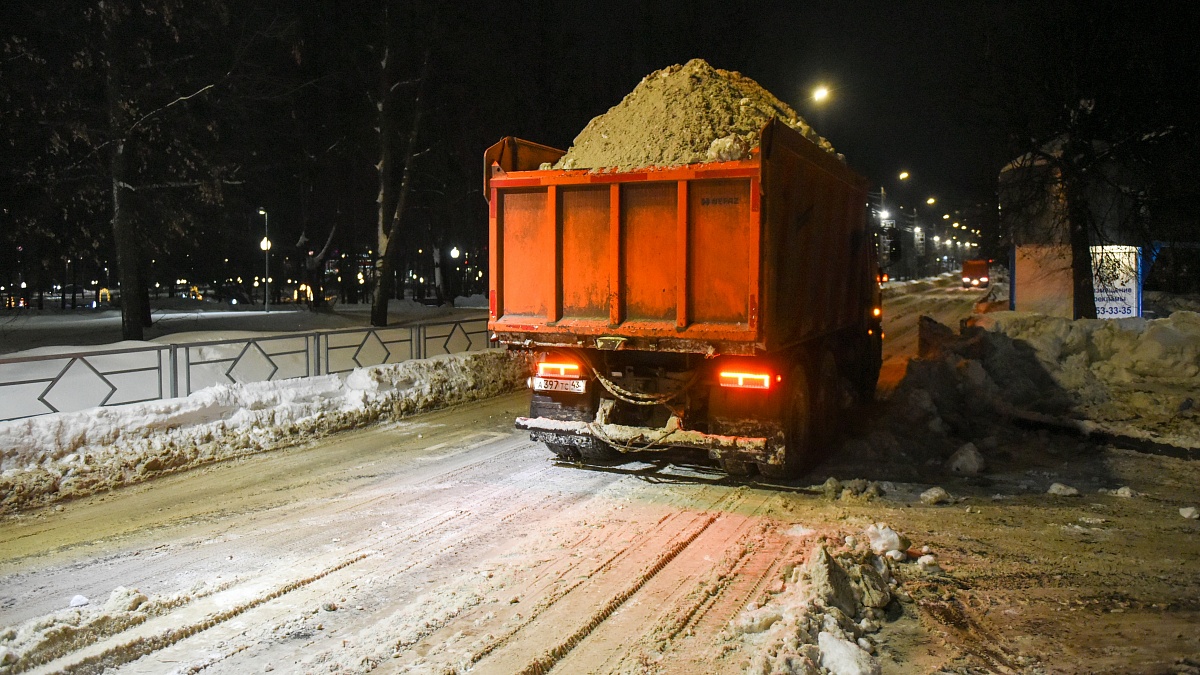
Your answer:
[812,351,840,448]
[720,458,754,476]
[545,442,580,461]
[856,329,883,402]
[757,363,814,479]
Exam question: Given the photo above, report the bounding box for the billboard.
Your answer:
[1090,245,1141,318]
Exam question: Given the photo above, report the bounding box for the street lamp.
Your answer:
[926,197,937,205]
[898,171,910,181]
[812,85,830,103]
[258,208,271,312]
[450,246,460,259]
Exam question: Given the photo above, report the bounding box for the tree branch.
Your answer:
[126,82,217,135]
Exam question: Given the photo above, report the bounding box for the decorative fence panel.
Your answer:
[0,317,493,422]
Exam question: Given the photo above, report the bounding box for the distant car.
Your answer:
[962,259,990,288]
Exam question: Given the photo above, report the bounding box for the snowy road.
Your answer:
[0,280,985,674]
[4,277,1197,673]
[0,395,912,674]
[877,278,986,393]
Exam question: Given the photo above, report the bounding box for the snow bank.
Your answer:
[973,311,1200,444]
[453,294,488,309]
[0,582,229,672]
[0,350,532,514]
[896,310,1200,451]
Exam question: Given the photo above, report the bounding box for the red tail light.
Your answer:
[718,371,772,390]
[537,362,582,379]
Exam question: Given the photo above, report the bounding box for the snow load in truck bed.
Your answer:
[552,58,838,172]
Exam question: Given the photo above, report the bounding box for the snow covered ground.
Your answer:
[0,296,487,356]
[0,279,1195,672]
[0,296,519,514]
[0,350,530,514]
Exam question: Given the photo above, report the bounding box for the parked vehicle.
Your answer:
[962,259,990,288]
[485,119,882,477]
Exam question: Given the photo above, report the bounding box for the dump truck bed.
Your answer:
[486,119,871,356]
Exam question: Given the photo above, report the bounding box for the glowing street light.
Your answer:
[812,86,830,103]
[879,210,890,219]
[258,208,271,312]
[926,197,936,205]
[898,171,910,181]
[450,246,460,259]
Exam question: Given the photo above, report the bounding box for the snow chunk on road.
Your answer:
[920,487,951,505]
[863,524,906,555]
[819,631,881,675]
[946,442,986,475]
[1048,483,1080,496]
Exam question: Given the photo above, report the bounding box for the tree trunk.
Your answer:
[1062,141,1097,320]
[369,24,399,327]
[370,48,430,327]
[104,3,146,340]
[432,246,444,305]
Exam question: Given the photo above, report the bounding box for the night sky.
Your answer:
[4,1,1195,295]
[464,2,1003,207]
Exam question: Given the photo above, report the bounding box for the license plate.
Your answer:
[533,377,587,394]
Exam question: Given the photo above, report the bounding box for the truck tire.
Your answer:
[720,458,754,476]
[812,350,841,448]
[757,363,814,479]
[861,330,883,401]
[545,442,580,461]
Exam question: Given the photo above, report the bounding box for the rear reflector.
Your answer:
[537,362,582,379]
[719,371,772,389]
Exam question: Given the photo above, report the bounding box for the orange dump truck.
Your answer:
[485,119,882,477]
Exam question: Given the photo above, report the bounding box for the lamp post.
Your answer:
[258,208,271,312]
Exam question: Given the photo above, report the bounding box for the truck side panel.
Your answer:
[760,123,870,352]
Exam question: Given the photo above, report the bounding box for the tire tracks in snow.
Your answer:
[115,439,628,673]
[452,485,752,674]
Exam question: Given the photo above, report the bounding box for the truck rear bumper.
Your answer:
[515,415,783,464]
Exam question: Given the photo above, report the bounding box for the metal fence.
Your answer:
[0,317,490,422]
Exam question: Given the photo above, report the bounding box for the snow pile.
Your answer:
[0,350,532,514]
[552,58,835,172]
[452,294,488,309]
[732,527,933,675]
[874,311,1200,459]
[972,311,1200,444]
[0,581,230,671]
[829,307,1199,486]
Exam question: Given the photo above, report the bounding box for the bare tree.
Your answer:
[369,2,430,327]
[975,0,1197,319]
